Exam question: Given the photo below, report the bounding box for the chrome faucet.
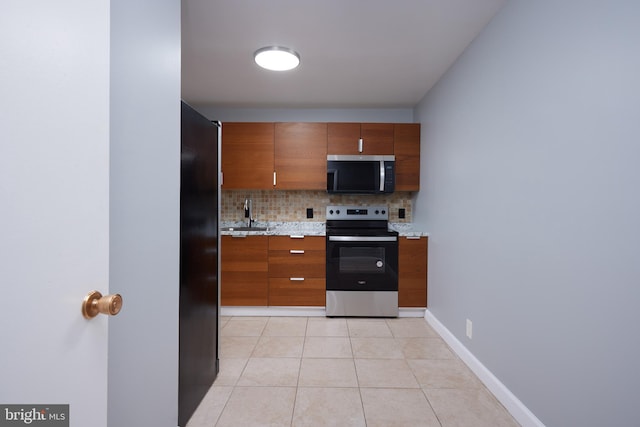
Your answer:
[243,198,254,227]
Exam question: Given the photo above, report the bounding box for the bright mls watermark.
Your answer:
[0,405,68,426]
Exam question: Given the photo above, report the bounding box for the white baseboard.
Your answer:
[424,310,545,427]
[220,306,426,318]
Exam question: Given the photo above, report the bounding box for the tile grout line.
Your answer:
[290,316,309,427]
[350,320,370,426]
[388,317,445,427]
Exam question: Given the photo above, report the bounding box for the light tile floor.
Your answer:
[186,316,520,427]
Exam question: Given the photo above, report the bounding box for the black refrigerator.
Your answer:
[178,101,220,426]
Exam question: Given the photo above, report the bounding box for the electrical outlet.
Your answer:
[306,208,313,219]
[466,319,473,339]
[398,208,406,219]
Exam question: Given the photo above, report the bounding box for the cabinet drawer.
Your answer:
[268,235,325,251]
[268,250,325,278]
[269,278,326,306]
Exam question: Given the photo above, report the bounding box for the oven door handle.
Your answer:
[328,236,397,242]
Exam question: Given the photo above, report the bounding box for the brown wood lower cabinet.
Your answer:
[268,236,326,306]
[221,235,269,306]
[221,234,326,307]
[398,236,428,307]
[221,234,428,308]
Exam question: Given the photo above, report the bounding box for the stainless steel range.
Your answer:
[325,205,399,317]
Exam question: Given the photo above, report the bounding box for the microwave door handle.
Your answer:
[379,160,385,192]
[329,169,338,192]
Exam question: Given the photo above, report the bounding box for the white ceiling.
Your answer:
[181,0,506,108]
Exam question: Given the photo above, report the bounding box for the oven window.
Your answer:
[338,247,386,273]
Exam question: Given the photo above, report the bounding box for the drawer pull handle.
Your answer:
[405,236,421,240]
[231,235,247,238]
[289,250,305,254]
[290,277,305,281]
[289,235,305,239]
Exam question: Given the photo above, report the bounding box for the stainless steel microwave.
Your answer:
[327,155,395,194]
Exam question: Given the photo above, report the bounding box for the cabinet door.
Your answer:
[360,123,394,155]
[221,235,269,306]
[275,122,327,189]
[327,122,394,155]
[398,236,428,307]
[394,123,420,191]
[221,122,274,189]
[327,122,360,155]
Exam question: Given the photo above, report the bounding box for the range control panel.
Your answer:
[326,205,389,221]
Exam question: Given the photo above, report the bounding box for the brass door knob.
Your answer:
[82,290,123,319]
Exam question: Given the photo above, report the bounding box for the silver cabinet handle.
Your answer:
[289,235,305,239]
[358,138,363,153]
[405,236,422,240]
[289,250,305,254]
[231,234,247,238]
[290,277,305,281]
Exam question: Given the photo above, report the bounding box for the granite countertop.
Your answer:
[221,221,428,237]
[220,221,325,236]
[389,223,429,237]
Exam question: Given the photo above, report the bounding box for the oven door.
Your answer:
[326,235,398,291]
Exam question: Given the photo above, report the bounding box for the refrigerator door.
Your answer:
[178,101,220,426]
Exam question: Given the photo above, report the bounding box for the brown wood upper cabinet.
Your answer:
[327,123,394,155]
[222,121,419,191]
[221,122,274,189]
[274,122,327,190]
[394,123,421,191]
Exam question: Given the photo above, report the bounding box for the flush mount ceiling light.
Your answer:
[254,46,300,71]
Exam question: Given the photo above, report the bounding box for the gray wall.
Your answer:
[195,106,414,123]
[414,0,640,426]
[108,0,181,426]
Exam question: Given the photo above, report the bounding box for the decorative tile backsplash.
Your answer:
[222,190,413,223]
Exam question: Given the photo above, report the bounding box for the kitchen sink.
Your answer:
[221,226,269,232]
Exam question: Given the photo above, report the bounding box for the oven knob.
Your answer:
[336,209,341,215]
[381,210,386,215]
[376,260,384,268]
[375,210,379,215]
[329,210,334,215]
